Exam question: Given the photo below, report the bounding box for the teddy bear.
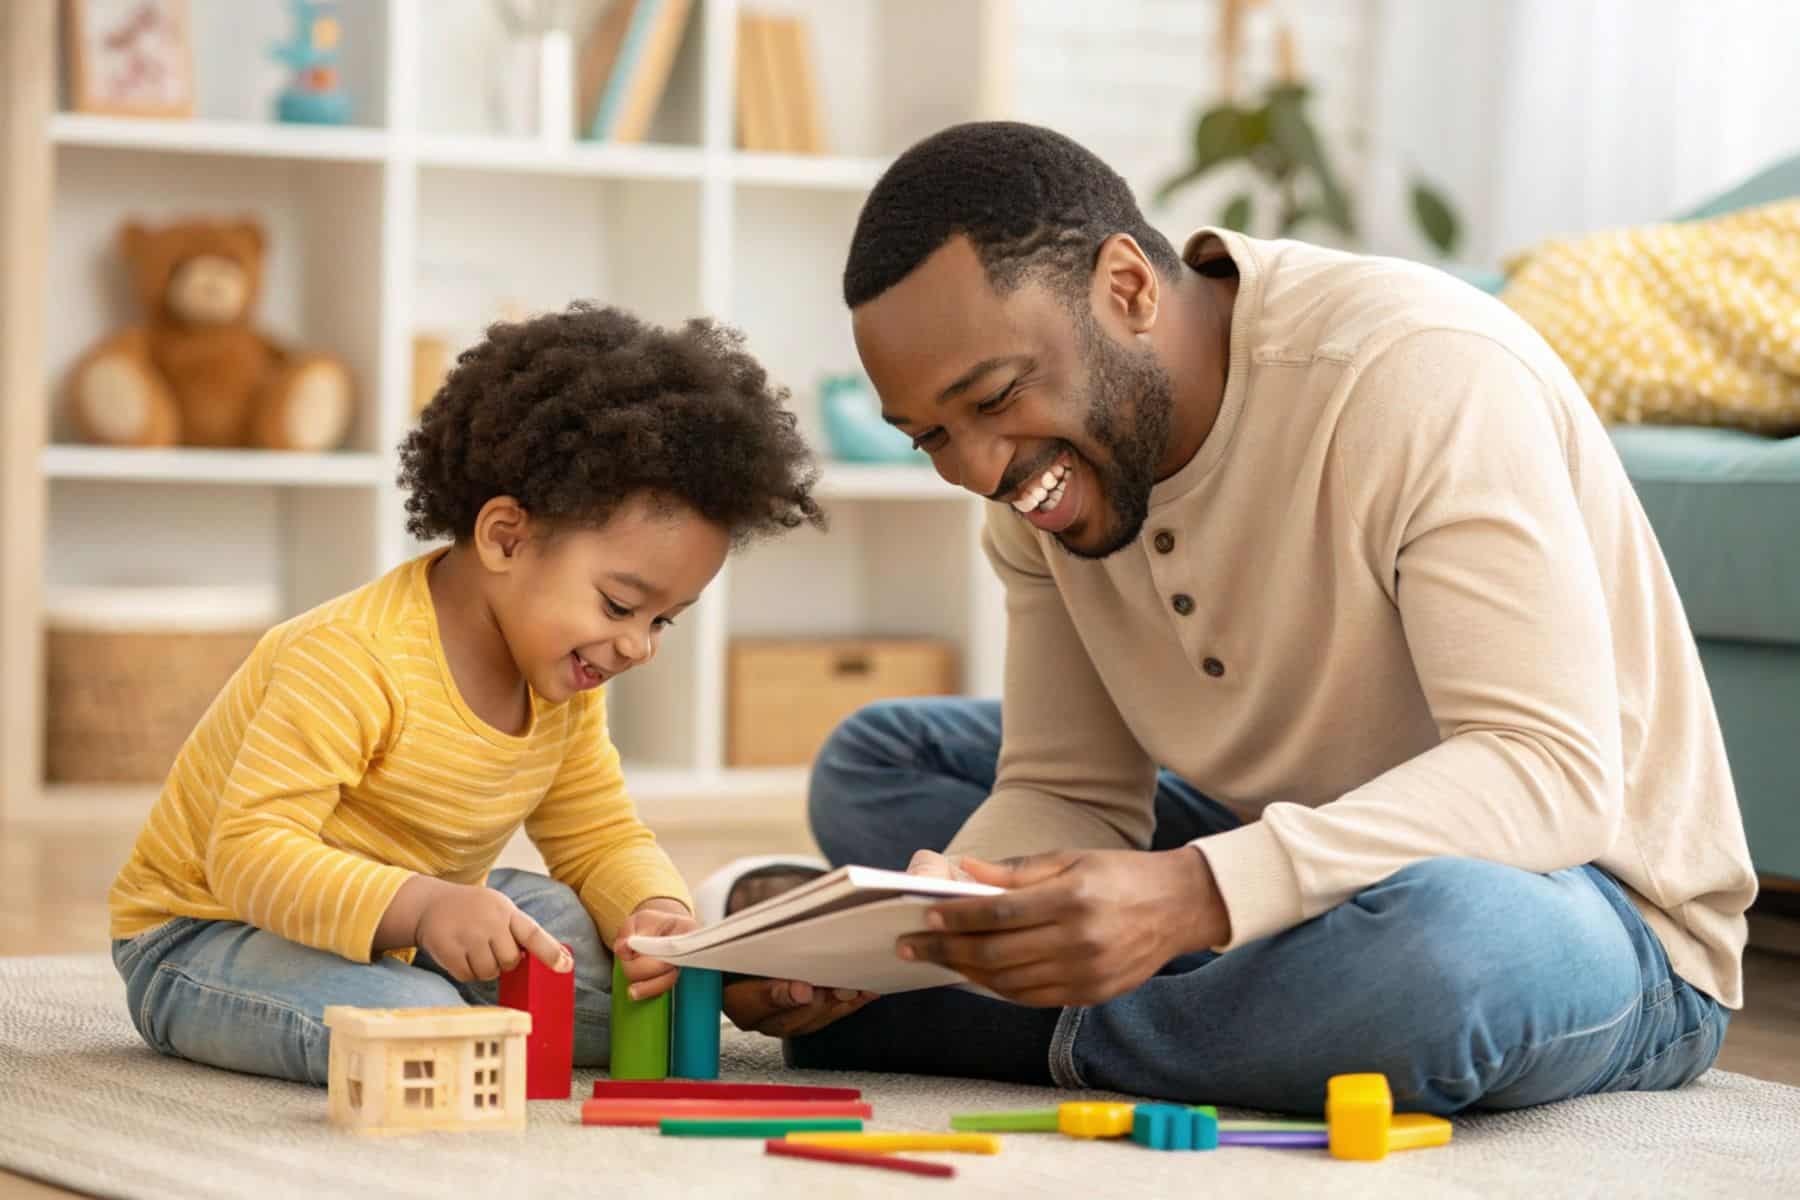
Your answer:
[64,218,354,451]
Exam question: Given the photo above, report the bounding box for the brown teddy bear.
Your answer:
[65,218,354,451]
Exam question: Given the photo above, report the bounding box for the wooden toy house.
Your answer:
[324,1005,532,1135]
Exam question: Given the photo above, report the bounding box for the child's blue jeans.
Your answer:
[110,868,612,1086]
[793,697,1733,1115]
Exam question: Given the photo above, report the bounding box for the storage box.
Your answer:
[44,583,278,783]
[727,638,959,767]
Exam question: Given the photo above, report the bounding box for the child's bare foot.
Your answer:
[694,854,831,924]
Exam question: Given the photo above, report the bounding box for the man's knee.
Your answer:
[808,700,928,831]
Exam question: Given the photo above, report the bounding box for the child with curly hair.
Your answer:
[107,304,823,1084]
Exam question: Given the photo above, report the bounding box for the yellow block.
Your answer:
[785,1132,1002,1155]
[1057,1102,1136,1139]
[1327,1073,1393,1161]
[1389,1112,1453,1151]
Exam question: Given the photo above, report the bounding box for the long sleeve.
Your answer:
[946,505,1161,859]
[205,623,415,962]
[526,690,692,944]
[1200,328,1626,948]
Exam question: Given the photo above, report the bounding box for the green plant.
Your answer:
[1157,81,1462,257]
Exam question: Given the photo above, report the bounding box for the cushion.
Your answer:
[1611,425,1800,644]
[1502,201,1800,435]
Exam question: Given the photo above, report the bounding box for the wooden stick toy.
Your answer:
[765,1139,956,1179]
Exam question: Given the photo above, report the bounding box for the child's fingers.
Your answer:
[625,963,679,1002]
[509,910,571,972]
[617,950,673,984]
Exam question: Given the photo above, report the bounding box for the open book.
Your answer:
[625,865,1002,994]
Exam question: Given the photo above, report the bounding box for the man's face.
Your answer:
[854,237,1174,559]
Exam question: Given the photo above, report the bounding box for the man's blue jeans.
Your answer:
[111,868,611,1085]
[795,697,1730,1115]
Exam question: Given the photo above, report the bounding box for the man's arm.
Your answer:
[1199,328,1625,948]
[944,503,1160,859]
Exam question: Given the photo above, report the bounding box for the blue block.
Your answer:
[1132,1104,1214,1151]
[670,968,722,1079]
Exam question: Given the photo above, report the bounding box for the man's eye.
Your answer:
[911,428,947,451]
[975,382,1017,415]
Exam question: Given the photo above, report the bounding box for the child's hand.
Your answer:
[413,880,572,982]
[614,899,698,1001]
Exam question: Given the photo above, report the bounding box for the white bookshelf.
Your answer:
[20,0,1014,818]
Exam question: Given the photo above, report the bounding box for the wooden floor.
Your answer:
[1,813,1797,1199]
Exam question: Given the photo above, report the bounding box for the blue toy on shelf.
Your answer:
[271,0,352,125]
[819,373,928,465]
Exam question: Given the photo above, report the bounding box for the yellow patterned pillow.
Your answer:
[1500,200,1800,434]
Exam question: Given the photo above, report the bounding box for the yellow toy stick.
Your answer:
[1057,1102,1136,1139]
[785,1132,1002,1155]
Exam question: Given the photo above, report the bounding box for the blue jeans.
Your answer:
[797,697,1730,1115]
[110,868,613,1086]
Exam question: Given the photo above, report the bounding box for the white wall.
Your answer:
[1007,0,1800,269]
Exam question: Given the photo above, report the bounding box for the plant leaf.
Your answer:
[1160,104,1266,203]
[1220,192,1254,232]
[1410,180,1461,256]
[1265,84,1355,235]
[1279,203,1317,236]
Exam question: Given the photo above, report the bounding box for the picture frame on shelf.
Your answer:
[64,0,195,118]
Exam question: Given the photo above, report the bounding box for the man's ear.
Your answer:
[472,496,532,572]
[1092,233,1159,336]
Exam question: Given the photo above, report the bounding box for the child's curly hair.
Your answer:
[399,304,824,545]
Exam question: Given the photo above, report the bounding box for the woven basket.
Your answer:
[44,584,279,784]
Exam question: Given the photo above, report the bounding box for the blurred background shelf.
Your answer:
[49,113,392,161]
[42,445,387,487]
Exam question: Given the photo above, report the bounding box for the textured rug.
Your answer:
[2,954,1796,1199]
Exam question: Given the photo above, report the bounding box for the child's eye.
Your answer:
[603,596,633,620]
[653,616,677,630]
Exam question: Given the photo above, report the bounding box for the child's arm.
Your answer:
[525,690,694,947]
[205,623,415,963]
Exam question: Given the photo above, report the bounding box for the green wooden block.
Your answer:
[658,1117,865,1138]
[1190,1105,1218,1118]
[951,1108,1060,1132]
[609,958,670,1080]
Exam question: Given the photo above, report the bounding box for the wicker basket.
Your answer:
[44,583,279,783]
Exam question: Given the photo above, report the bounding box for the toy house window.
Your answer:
[467,1050,502,1113]
[346,1051,363,1109]
[400,1054,440,1109]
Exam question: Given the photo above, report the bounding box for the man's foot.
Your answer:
[693,853,831,924]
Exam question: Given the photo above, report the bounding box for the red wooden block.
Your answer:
[765,1140,956,1179]
[591,1079,861,1102]
[498,942,574,1100]
[581,1099,874,1126]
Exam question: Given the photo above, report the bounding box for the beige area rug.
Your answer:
[2,955,1796,1199]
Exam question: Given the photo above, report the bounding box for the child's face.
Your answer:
[493,495,730,704]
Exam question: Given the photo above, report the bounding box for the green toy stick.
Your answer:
[610,958,670,1080]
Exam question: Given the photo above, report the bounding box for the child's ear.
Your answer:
[472,496,531,571]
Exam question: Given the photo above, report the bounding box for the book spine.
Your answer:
[590,0,663,142]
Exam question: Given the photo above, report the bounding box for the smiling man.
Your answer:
[720,122,1757,1114]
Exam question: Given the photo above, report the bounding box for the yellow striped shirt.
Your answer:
[109,550,693,962]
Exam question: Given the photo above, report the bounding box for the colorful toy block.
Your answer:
[1326,1074,1452,1160]
[1057,1101,1136,1139]
[609,957,670,1080]
[951,1107,1060,1132]
[660,1116,864,1138]
[785,1132,1002,1155]
[765,1139,956,1179]
[1131,1104,1219,1151]
[671,967,723,1079]
[592,1079,861,1101]
[497,941,573,1099]
[581,1098,872,1126]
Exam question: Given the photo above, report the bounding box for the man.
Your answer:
[720,122,1755,1114]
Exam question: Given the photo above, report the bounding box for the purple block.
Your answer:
[1218,1130,1330,1149]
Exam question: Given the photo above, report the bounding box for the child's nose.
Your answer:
[615,631,650,665]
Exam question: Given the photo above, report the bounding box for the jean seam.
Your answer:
[147,961,330,1059]
[1049,1006,1087,1089]
[1421,987,1642,1095]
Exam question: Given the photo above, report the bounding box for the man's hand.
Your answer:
[722,978,879,1038]
[614,898,698,1001]
[897,847,1229,1007]
[412,880,572,982]
[902,848,977,881]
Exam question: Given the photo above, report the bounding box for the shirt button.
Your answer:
[1171,594,1195,616]
[1203,657,1226,678]
[1153,530,1176,554]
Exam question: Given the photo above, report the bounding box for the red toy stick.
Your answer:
[499,942,574,1100]
[765,1139,956,1178]
[592,1080,861,1102]
[582,1099,873,1126]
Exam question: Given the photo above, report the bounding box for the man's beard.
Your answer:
[1058,310,1175,560]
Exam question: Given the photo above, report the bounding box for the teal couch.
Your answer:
[1464,157,1800,881]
